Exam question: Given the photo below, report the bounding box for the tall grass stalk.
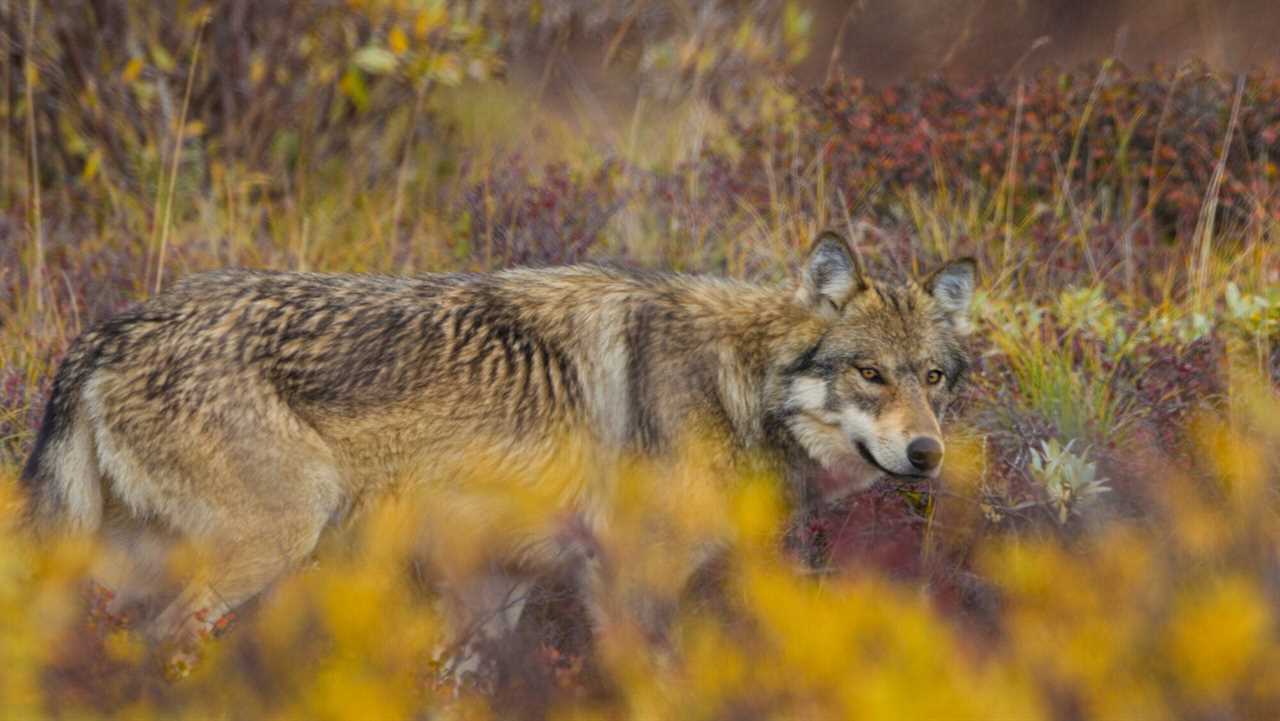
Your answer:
[1000,80,1025,268]
[1190,74,1244,312]
[2,0,11,212]
[1054,58,1112,222]
[23,0,42,316]
[152,15,208,296]
[391,80,430,254]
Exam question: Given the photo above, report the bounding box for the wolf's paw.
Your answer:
[192,607,237,641]
[151,607,236,681]
[430,641,495,697]
[161,646,201,682]
[85,581,136,630]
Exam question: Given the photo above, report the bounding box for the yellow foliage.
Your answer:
[120,57,144,84]
[1165,576,1271,704]
[3,392,1280,717]
[415,5,449,38]
[389,26,410,55]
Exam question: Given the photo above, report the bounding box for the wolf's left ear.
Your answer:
[923,258,977,334]
[800,231,867,318]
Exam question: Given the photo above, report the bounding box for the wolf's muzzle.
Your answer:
[907,437,943,473]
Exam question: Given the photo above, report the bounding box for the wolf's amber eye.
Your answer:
[926,369,944,385]
[859,367,883,383]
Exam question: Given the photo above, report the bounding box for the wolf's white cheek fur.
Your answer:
[787,376,830,413]
[783,414,880,496]
[839,405,914,475]
[838,404,876,442]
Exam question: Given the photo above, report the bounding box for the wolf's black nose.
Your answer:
[907,437,943,472]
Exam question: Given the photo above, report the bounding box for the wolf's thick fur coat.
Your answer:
[22,232,975,646]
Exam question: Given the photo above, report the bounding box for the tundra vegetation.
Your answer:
[2,1,1280,719]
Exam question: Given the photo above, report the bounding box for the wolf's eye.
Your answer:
[926,369,945,385]
[858,367,884,383]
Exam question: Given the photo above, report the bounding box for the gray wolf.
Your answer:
[20,231,974,652]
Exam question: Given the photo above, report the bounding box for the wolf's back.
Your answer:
[19,267,601,534]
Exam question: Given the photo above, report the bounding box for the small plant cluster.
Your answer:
[1028,438,1111,525]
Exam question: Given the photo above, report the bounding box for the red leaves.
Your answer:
[729,65,1280,243]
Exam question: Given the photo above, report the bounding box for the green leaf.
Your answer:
[339,68,369,112]
[1225,282,1244,317]
[353,46,398,75]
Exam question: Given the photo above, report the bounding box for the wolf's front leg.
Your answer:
[433,572,533,694]
[580,539,731,665]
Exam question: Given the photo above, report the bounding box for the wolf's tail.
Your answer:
[20,337,105,536]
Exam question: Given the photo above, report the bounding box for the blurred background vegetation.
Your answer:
[2,1,1280,719]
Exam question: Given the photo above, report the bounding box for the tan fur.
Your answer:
[22,233,976,649]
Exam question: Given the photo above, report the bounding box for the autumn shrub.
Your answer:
[3,365,1280,719]
[8,0,500,197]
[766,64,1280,239]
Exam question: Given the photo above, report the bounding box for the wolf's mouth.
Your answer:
[790,412,930,488]
[856,442,928,481]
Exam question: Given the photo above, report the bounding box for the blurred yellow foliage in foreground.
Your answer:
[1,379,1278,720]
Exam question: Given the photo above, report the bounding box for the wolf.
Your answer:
[20,231,974,652]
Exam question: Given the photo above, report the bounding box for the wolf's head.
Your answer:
[775,231,975,500]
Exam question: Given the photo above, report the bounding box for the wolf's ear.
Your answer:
[800,231,867,318]
[923,258,977,334]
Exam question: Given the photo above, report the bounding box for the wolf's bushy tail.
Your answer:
[20,338,104,536]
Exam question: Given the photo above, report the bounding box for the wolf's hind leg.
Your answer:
[148,510,330,648]
[147,456,342,649]
[90,518,176,624]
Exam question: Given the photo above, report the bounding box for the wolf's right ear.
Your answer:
[799,231,866,318]
[923,257,977,334]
